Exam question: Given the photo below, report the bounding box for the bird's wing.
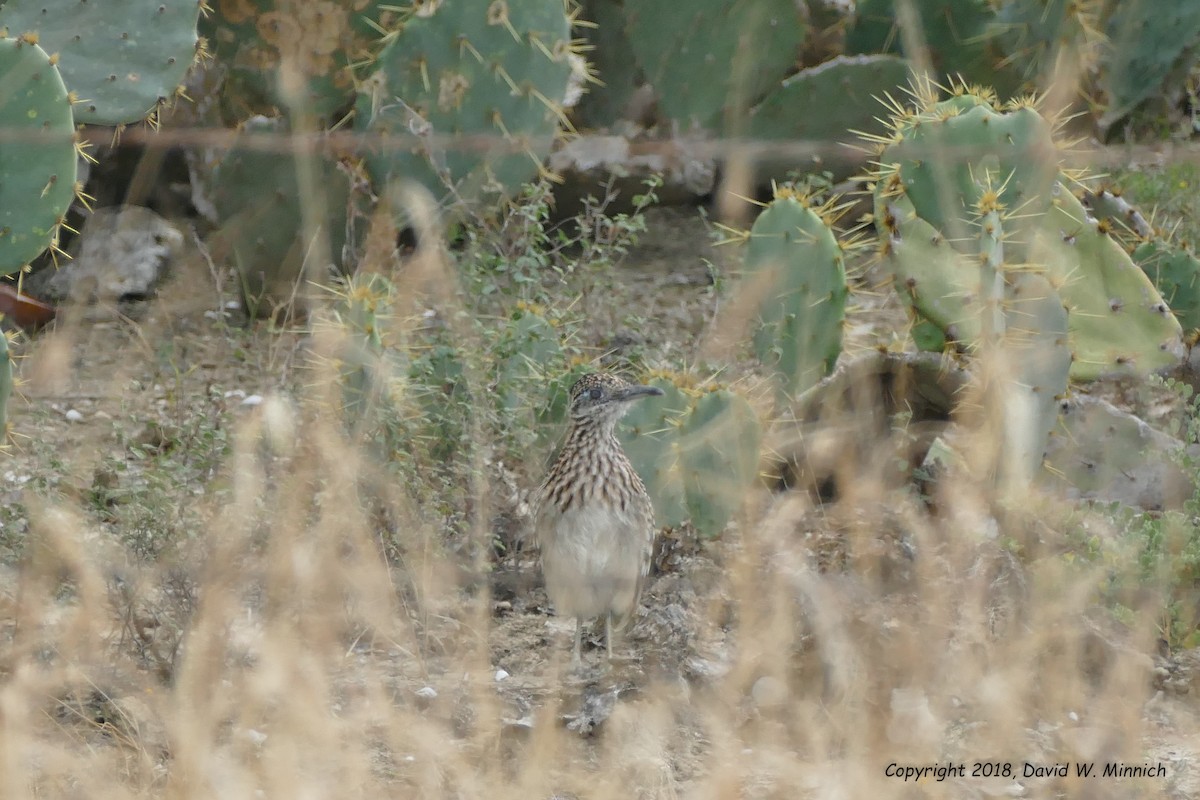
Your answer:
[614,494,656,634]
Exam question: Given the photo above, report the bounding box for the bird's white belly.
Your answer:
[540,504,644,620]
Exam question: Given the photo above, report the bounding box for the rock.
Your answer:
[549,134,716,213]
[38,206,183,304]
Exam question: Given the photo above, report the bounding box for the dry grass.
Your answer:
[2,207,1197,800]
[3,15,1200,799]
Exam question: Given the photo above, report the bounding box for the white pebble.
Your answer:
[494,669,510,682]
[241,394,264,407]
[64,409,84,422]
[415,686,438,699]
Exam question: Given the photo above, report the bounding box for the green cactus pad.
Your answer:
[878,193,981,347]
[1000,271,1071,483]
[0,0,202,125]
[990,0,1106,90]
[1102,2,1200,128]
[1032,184,1185,379]
[209,116,350,315]
[976,206,1006,342]
[1131,240,1200,334]
[202,0,396,121]
[744,193,848,399]
[1083,188,1154,239]
[618,377,690,529]
[574,0,641,129]
[0,35,77,276]
[624,0,806,130]
[354,0,574,213]
[847,0,1017,96]
[747,55,909,174]
[1044,395,1187,509]
[678,389,760,538]
[886,101,1057,246]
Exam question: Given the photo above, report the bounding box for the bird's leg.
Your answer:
[605,613,614,660]
[572,618,583,666]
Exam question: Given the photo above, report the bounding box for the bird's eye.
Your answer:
[589,387,603,400]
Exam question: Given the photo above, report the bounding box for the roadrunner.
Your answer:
[534,373,662,663]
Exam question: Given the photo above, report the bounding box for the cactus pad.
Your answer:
[678,389,760,537]
[744,192,848,399]
[1031,184,1185,379]
[208,116,350,314]
[353,0,574,213]
[619,377,690,529]
[0,35,77,276]
[202,0,395,121]
[0,0,202,125]
[1131,240,1200,334]
[624,0,806,130]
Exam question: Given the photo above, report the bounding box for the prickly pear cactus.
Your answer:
[996,271,1071,485]
[869,85,1184,380]
[1130,241,1200,334]
[1082,188,1200,334]
[624,0,806,130]
[743,190,848,401]
[1030,185,1184,379]
[0,34,78,276]
[574,0,641,129]
[0,0,203,125]
[618,376,690,529]
[878,193,971,348]
[202,0,396,121]
[496,308,564,415]
[677,389,761,538]
[847,0,1018,96]
[1084,188,1154,239]
[886,96,1057,243]
[989,0,1106,90]
[1100,1,1200,130]
[747,55,909,175]
[207,116,351,315]
[353,0,576,213]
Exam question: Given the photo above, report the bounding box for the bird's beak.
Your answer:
[615,384,665,402]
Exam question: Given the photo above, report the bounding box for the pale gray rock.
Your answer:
[42,206,183,303]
